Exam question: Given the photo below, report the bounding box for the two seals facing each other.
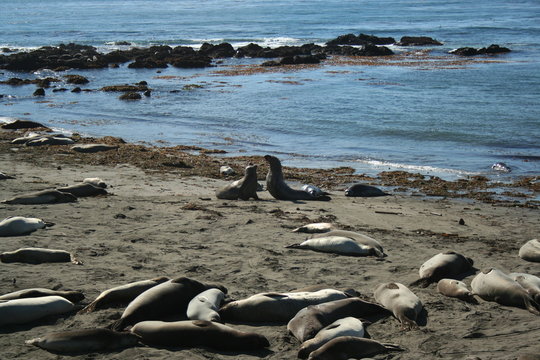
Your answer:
[216,165,259,200]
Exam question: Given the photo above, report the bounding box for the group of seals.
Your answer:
[2,179,108,204]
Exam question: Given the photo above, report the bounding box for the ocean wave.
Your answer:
[355,159,481,177]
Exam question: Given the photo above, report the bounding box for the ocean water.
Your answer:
[1,0,539,180]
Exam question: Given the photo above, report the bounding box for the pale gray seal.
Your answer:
[0,296,74,326]
[509,273,540,303]
[56,183,108,197]
[131,320,269,350]
[312,230,385,257]
[71,144,118,153]
[301,184,330,197]
[187,288,225,322]
[78,277,169,313]
[110,276,227,330]
[264,155,331,201]
[0,288,84,303]
[0,216,52,237]
[306,336,402,360]
[1,247,75,264]
[518,239,540,263]
[219,289,349,323]
[471,268,540,315]
[374,282,423,330]
[285,236,381,257]
[26,328,139,354]
[344,183,388,197]
[216,164,259,200]
[411,251,475,287]
[436,279,477,304]
[219,165,236,176]
[292,223,335,233]
[2,189,77,204]
[298,317,366,359]
[83,177,107,188]
[287,297,387,343]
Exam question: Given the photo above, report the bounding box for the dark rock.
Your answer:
[449,47,478,56]
[171,55,212,68]
[101,84,148,92]
[484,44,511,54]
[235,43,265,58]
[397,36,442,46]
[450,44,511,56]
[1,120,49,130]
[358,33,395,45]
[33,88,45,96]
[64,74,89,84]
[119,92,142,100]
[143,90,151,97]
[71,87,82,93]
[128,58,168,69]
[199,42,236,58]
[325,44,393,56]
[52,88,68,92]
[326,33,395,46]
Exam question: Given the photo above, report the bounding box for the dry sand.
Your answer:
[0,137,539,359]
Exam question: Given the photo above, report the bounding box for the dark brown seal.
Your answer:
[216,164,259,200]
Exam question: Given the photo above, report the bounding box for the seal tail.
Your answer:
[409,278,432,288]
[109,318,127,331]
[77,300,99,314]
[523,296,540,316]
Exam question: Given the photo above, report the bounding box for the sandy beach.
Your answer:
[1,129,539,359]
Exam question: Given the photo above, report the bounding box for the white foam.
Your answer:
[356,159,481,177]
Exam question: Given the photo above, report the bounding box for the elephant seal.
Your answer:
[187,288,225,322]
[71,144,118,153]
[297,317,366,359]
[0,171,15,180]
[1,119,48,130]
[0,216,52,237]
[2,189,77,204]
[411,251,475,287]
[264,155,331,201]
[292,223,335,234]
[26,136,74,146]
[219,166,236,176]
[0,288,84,303]
[79,277,169,313]
[312,230,385,257]
[56,183,108,197]
[220,289,349,323]
[301,185,330,197]
[216,164,259,200]
[374,282,423,330]
[110,276,227,330]
[83,177,107,188]
[519,239,540,263]
[131,320,269,351]
[285,236,381,257]
[1,247,75,264]
[306,336,402,360]
[26,328,139,354]
[509,273,540,303]
[436,279,477,304]
[287,297,387,342]
[471,268,540,315]
[344,183,388,197]
[0,296,74,326]
[491,162,511,172]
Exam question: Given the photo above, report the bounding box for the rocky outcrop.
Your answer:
[396,36,442,46]
[449,44,511,56]
[326,33,395,46]
[325,44,394,56]
[262,55,322,66]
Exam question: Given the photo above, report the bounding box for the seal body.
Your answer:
[56,183,107,197]
[79,277,169,313]
[307,336,402,360]
[110,277,227,330]
[0,288,84,303]
[437,279,477,303]
[491,162,511,172]
[216,165,259,200]
[219,289,349,323]
[131,320,269,350]
[0,216,47,237]
[2,189,77,204]
[411,251,474,287]
[83,177,107,188]
[26,328,139,354]
[264,155,330,201]
[519,239,540,263]
[297,317,366,359]
[287,297,387,342]
[312,230,385,257]
[292,223,334,234]
[509,273,540,303]
[374,282,423,330]
[0,296,74,326]
[471,268,540,315]
[26,136,74,146]
[71,144,118,153]
[1,247,72,264]
[285,236,380,257]
[187,288,225,322]
[0,172,15,180]
[1,119,47,130]
[301,185,329,197]
[344,183,388,197]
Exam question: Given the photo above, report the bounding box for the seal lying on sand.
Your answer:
[26,328,139,354]
[306,336,403,360]
[436,279,477,304]
[344,183,388,197]
[471,268,540,315]
[56,183,108,197]
[264,155,330,201]
[519,239,540,263]
[0,296,74,326]
[411,251,475,287]
[0,247,77,264]
[2,189,77,205]
[0,171,15,180]
[509,273,540,303]
[285,236,382,257]
[71,144,118,153]
[131,320,269,351]
[187,288,225,322]
[312,230,385,257]
[292,223,335,234]
[374,282,424,330]
[0,216,52,237]
[1,119,49,130]
[216,165,259,200]
[0,288,84,303]
[83,177,107,188]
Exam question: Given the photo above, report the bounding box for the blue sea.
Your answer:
[1,0,539,180]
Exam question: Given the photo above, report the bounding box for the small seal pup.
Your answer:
[411,251,475,287]
[312,230,385,257]
[131,320,269,351]
[437,279,477,304]
[374,282,424,330]
[509,273,540,303]
[287,297,388,342]
[1,247,76,264]
[471,268,540,315]
[71,144,118,153]
[0,288,84,303]
[518,239,540,263]
[78,277,169,313]
[187,288,225,322]
[297,317,366,359]
[219,289,349,323]
[0,216,53,237]
[110,276,227,330]
[344,183,388,197]
[292,223,335,234]
[301,184,330,197]
[56,183,108,197]
[2,189,77,205]
[0,296,74,326]
[264,155,331,201]
[216,164,259,200]
[26,328,140,354]
[306,336,403,360]
[285,236,382,257]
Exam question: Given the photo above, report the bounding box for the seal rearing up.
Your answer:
[216,164,259,200]
[264,155,330,201]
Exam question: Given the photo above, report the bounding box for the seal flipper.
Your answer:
[523,296,540,316]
